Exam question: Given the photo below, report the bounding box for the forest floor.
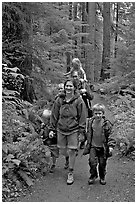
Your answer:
[18,93,135,202]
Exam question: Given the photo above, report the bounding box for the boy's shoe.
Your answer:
[100,178,106,185]
[49,165,55,173]
[88,175,98,185]
[67,172,74,185]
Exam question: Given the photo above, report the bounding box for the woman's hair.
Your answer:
[92,103,105,114]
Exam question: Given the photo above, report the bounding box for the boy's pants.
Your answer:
[88,147,107,179]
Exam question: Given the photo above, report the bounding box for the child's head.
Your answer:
[92,103,105,120]
[58,83,64,94]
[72,58,81,70]
[42,109,51,124]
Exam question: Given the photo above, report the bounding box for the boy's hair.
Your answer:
[92,103,105,114]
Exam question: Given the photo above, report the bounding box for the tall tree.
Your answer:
[85,2,96,82]
[69,2,73,20]
[100,2,111,80]
[81,2,87,59]
[114,3,119,58]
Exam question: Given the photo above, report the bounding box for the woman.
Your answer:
[49,79,86,185]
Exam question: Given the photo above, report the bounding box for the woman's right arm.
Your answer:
[86,119,92,144]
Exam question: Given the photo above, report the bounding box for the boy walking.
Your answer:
[83,103,116,185]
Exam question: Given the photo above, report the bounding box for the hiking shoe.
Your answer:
[100,178,106,185]
[88,175,98,185]
[49,165,55,173]
[88,177,95,185]
[67,172,74,185]
[64,160,69,169]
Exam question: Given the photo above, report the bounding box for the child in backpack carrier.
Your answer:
[64,58,87,89]
[41,109,69,173]
[83,103,116,185]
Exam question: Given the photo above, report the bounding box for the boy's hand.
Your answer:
[49,131,54,138]
[109,147,113,153]
[108,147,113,157]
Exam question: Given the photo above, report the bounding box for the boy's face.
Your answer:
[93,110,104,120]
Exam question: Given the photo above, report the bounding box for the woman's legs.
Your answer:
[57,132,78,184]
[68,148,76,171]
[66,148,77,185]
[59,148,69,169]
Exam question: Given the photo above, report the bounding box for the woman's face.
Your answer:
[65,81,75,94]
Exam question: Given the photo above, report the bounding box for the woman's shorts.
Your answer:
[57,131,79,149]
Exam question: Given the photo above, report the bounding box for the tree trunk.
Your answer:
[85,2,95,82]
[114,3,119,58]
[73,2,78,56]
[81,2,87,59]
[100,2,111,80]
[65,51,71,72]
[69,2,73,20]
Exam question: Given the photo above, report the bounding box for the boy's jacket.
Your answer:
[83,117,116,157]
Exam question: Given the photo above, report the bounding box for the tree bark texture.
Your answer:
[114,2,119,58]
[100,2,111,80]
[85,2,95,82]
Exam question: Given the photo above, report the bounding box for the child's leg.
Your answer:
[49,154,56,173]
[98,154,107,183]
[52,155,57,166]
[50,147,59,173]
[88,148,98,184]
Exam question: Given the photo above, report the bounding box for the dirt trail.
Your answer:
[18,93,135,202]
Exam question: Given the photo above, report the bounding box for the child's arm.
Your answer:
[105,121,116,149]
[80,67,87,81]
[64,67,73,76]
